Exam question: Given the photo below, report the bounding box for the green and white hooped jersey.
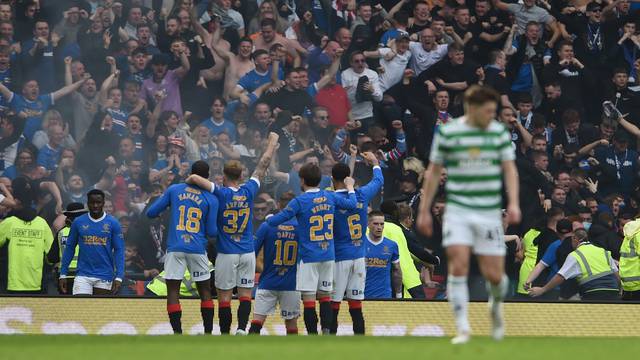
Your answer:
[429,116,515,210]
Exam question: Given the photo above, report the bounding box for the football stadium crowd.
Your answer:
[0,0,639,301]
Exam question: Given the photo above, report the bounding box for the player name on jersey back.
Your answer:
[215,179,259,254]
[177,187,204,204]
[146,183,218,255]
[255,220,298,291]
[266,189,358,263]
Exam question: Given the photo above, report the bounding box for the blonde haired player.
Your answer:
[416,85,521,344]
[187,132,280,335]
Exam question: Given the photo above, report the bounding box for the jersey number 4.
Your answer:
[177,205,202,233]
[309,214,334,241]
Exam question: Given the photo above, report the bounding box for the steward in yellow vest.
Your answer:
[47,203,87,294]
[0,208,54,293]
[382,220,423,298]
[517,228,540,296]
[528,229,620,300]
[147,262,214,297]
[621,219,640,300]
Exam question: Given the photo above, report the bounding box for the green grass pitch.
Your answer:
[0,335,635,360]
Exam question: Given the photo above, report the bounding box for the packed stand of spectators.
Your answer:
[0,0,638,300]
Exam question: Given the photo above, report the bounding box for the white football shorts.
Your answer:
[331,258,366,301]
[72,276,112,295]
[254,289,301,320]
[442,204,506,256]
[215,252,256,290]
[296,260,333,293]
[164,252,211,282]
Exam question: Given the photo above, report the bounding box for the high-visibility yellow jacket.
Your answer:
[57,227,79,275]
[146,262,214,297]
[0,216,54,291]
[569,243,619,295]
[382,222,422,297]
[621,220,640,292]
[517,229,540,295]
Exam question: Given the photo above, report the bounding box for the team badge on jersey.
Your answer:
[313,196,327,204]
[181,234,192,243]
[468,147,481,159]
[102,223,111,233]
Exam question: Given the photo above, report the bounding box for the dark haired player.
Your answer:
[266,163,357,335]
[249,192,300,335]
[146,161,219,334]
[187,132,279,335]
[60,189,124,296]
[330,152,383,335]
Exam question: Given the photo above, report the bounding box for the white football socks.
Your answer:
[487,274,508,340]
[487,274,509,304]
[447,275,471,336]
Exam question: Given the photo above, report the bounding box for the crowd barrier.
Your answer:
[0,297,638,336]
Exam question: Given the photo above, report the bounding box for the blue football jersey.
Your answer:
[8,93,53,140]
[254,219,298,291]
[364,236,399,299]
[266,189,357,263]
[106,107,129,136]
[61,213,125,281]
[146,183,219,254]
[333,166,384,261]
[214,178,260,254]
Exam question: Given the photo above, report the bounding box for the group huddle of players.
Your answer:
[147,132,389,335]
[57,87,516,343]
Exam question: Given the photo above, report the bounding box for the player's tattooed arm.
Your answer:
[267,159,289,183]
[348,144,358,175]
[252,132,280,180]
[392,262,403,298]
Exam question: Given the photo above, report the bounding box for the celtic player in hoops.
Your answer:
[416,86,521,344]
